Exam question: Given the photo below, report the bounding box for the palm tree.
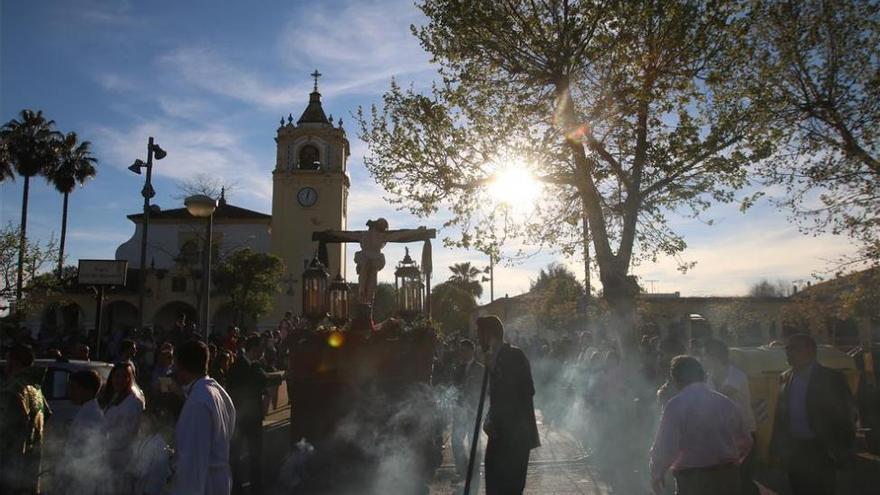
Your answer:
[46,132,97,275]
[0,138,13,182]
[448,261,484,299]
[0,109,60,304]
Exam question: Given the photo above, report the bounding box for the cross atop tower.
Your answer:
[311,69,322,92]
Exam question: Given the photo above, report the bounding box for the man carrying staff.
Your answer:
[477,315,540,495]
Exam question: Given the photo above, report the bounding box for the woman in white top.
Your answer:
[102,362,146,494]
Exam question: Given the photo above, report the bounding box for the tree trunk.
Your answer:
[16,175,30,306]
[58,191,69,277]
[600,266,641,357]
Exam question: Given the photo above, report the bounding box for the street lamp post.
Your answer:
[129,137,166,328]
[185,194,218,339]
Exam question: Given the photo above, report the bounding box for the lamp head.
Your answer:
[128,159,146,175]
[151,143,167,160]
[184,194,218,218]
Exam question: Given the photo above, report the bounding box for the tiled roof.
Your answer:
[298,91,330,124]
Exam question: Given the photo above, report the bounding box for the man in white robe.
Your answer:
[62,369,106,495]
[172,340,237,495]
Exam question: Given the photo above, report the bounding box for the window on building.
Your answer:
[171,276,187,292]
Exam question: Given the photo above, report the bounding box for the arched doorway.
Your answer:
[41,302,86,339]
[151,301,197,338]
[212,303,257,338]
[102,300,138,335]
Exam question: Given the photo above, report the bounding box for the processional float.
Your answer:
[284,218,443,493]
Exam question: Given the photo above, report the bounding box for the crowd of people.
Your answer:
[438,324,857,495]
[2,308,861,495]
[0,311,290,495]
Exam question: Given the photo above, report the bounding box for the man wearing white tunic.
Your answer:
[173,340,237,495]
[62,369,105,495]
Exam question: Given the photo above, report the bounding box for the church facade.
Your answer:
[27,79,350,336]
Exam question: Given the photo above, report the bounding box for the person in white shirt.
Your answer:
[172,340,237,495]
[129,406,174,495]
[702,339,759,495]
[62,369,106,495]
[650,355,752,495]
[102,361,146,493]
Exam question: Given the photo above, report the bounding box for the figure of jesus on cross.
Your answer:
[313,218,435,307]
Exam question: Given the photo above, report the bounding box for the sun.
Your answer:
[488,159,542,212]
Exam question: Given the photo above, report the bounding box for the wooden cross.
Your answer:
[312,221,436,306]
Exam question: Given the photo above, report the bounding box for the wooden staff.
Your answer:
[463,360,490,495]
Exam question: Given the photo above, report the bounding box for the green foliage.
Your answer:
[747,279,789,298]
[213,248,283,325]
[529,263,586,333]
[430,280,477,333]
[0,138,11,182]
[446,261,484,298]
[45,132,97,194]
[372,282,397,322]
[0,109,59,179]
[0,223,59,317]
[743,0,880,266]
[357,1,773,351]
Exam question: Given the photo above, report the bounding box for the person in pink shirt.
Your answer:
[650,355,752,495]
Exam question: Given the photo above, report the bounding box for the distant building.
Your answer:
[472,268,879,349]
[25,81,351,337]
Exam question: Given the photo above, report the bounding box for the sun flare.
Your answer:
[488,160,542,212]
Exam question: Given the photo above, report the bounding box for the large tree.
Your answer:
[358,0,770,353]
[1,110,60,307]
[213,248,283,325]
[447,261,484,298]
[0,223,58,317]
[745,0,880,267]
[530,263,586,333]
[431,280,478,333]
[46,132,98,276]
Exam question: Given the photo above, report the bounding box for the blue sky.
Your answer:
[1,0,857,301]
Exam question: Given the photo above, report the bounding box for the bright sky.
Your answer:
[0,0,857,302]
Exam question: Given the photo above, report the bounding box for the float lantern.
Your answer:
[394,247,423,319]
[328,273,351,321]
[302,257,329,319]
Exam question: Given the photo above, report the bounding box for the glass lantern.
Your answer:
[302,257,329,319]
[394,247,423,319]
[328,273,351,322]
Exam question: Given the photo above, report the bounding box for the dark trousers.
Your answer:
[674,465,739,495]
[231,421,263,495]
[787,441,835,495]
[740,433,759,495]
[484,438,530,495]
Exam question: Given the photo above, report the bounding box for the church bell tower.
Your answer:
[269,71,350,318]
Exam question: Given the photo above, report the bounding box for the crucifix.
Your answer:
[311,69,322,92]
[312,217,436,309]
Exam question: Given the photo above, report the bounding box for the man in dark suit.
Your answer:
[228,334,270,495]
[770,333,856,495]
[451,339,485,490]
[477,315,540,495]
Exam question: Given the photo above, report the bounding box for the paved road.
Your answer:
[429,414,611,495]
